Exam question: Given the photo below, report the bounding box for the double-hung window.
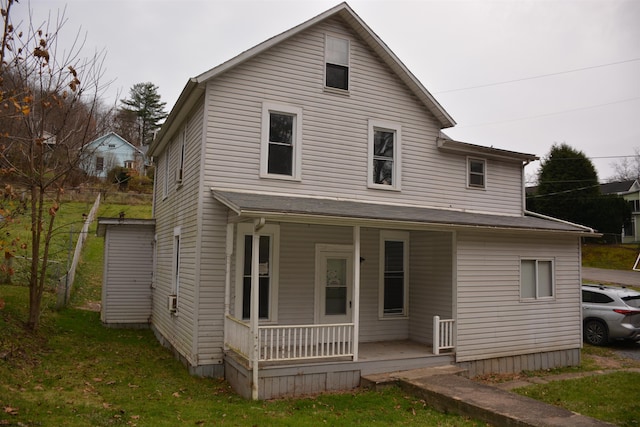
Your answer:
[379,231,409,318]
[368,120,401,190]
[261,103,302,180]
[235,223,280,322]
[325,35,349,90]
[520,259,554,300]
[468,157,486,189]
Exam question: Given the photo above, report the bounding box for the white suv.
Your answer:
[582,284,640,346]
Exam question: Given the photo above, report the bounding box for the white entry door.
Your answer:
[316,245,353,324]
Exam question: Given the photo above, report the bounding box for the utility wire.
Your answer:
[433,58,640,94]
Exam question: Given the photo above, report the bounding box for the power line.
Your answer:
[434,58,640,94]
[454,96,640,129]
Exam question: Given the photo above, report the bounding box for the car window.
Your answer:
[622,295,640,308]
[582,290,614,304]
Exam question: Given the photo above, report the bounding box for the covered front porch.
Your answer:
[216,190,458,399]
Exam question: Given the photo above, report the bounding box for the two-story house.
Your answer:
[98,3,595,400]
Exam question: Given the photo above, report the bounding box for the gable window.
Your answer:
[520,259,554,300]
[468,158,486,189]
[260,103,302,180]
[235,223,280,322]
[325,35,349,90]
[96,156,104,172]
[124,160,134,169]
[379,231,409,318]
[368,120,401,190]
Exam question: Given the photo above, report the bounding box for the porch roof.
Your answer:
[212,190,596,235]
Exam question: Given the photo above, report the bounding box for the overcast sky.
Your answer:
[18,0,640,183]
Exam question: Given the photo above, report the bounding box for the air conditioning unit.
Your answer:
[168,294,178,313]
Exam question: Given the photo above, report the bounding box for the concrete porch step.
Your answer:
[361,364,466,389]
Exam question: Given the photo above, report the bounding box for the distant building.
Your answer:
[601,180,640,243]
[80,132,146,178]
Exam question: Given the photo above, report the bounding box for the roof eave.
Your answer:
[437,136,539,163]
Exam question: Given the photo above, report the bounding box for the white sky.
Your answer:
[18,0,640,183]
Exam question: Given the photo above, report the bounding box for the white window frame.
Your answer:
[378,230,410,319]
[176,127,186,185]
[324,34,350,92]
[172,226,182,313]
[467,157,486,189]
[260,102,303,181]
[368,119,402,191]
[520,258,555,301]
[234,223,280,323]
[162,152,169,200]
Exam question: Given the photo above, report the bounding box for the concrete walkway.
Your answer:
[583,267,639,286]
[362,366,616,427]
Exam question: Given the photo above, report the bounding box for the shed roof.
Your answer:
[212,190,595,235]
[97,218,156,237]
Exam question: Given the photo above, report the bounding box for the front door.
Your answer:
[316,245,353,324]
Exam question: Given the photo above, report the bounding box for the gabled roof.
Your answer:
[149,2,455,157]
[600,179,640,195]
[212,189,596,236]
[84,132,143,155]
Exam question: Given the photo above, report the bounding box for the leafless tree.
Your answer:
[1,0,111,329]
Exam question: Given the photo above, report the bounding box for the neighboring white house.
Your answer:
[99,3,596,400]
[601,179,640,243]
[80,132,145,178]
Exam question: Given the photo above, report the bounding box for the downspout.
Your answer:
[223,224,234,352]
[251,218,265,400]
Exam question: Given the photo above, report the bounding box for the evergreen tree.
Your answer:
[528,143,630,242]
[120,82,168,145]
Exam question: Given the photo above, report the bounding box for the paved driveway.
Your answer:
[582,267,639,287]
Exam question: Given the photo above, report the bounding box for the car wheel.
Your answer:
[584,319,609,346]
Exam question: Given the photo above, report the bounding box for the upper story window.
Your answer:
[520,259,554,300]
[261,102,302,181]
[325,35,349,91]
[96,156,104,172]
[468,157,486,189]
[368,119,401,190]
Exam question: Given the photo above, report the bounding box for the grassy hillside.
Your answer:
[582,243,639,270]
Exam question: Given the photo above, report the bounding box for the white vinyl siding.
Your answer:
[202,16,524,216]
[100,225,154,325]
[455,231,581,363]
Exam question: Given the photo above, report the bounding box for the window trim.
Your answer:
[368,119,402,191]
[172,226,181,314]
[162,152,169,200]
[176,127,186,186]
[520,258,555,301]
[234,223,280,323]
[467,157,486,189]
[260,102,303,181]
[324,34,350,92]
[378,230,410,319]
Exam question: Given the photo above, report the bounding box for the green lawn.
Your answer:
[582,243,639,270]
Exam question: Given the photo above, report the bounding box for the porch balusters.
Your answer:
[258,324,354,361]
[433,315,455,355]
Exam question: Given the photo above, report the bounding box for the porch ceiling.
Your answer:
[212,189,595,235]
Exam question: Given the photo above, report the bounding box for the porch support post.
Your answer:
[223,223,234,352]
[250,219,264,400]
[353,225,361,361]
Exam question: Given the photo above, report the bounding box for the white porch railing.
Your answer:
[433,315,455,355]
[224,316,354,362]
[259,323,354,361]
[225,315,251,359]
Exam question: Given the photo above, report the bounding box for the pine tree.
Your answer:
[120,82,168,145]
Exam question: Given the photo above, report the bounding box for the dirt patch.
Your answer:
[588,354,626,369]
